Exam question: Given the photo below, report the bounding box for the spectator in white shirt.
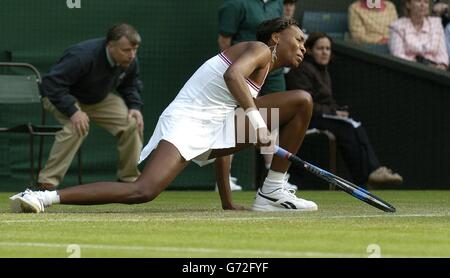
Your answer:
[389,0,448,70]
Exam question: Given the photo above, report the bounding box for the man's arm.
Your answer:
[218,35,232,51]
[40,53,91,136]
[116,60,144,111]
[40,53,86,118]
[117,60,144,137]
[217,0,242,50]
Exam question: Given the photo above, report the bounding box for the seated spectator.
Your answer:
[285,32,403,187]
[389,0,449,70]
[283,0,297,20]
[348,0,398,44]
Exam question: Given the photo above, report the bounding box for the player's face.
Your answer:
[108,36,139,68]
[277,25,306,68]
[309,37,331,66]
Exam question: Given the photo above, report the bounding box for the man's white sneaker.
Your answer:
[230,176,238,184]
[230,181,243,191]
[9,189,45,213]
[252,188,318,212]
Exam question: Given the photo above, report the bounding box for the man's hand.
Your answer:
[70,110,90,136]
[128,109,144,138]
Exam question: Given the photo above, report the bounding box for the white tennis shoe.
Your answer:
[10,189,45,213]
[284,173,299,191]
[252,187,318,212]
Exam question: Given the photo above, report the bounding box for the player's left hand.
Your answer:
[222,203,249,211]
[128,109,144,139]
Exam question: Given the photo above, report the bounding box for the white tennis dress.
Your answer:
[139,53,267,166]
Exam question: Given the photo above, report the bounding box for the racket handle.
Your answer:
[274,145,306,169]
[274,145,291,160]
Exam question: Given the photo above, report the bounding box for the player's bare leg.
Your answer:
[10,140,189,212]
[210,90,312,160]
[59,140,188,204]
[211,90,317,212]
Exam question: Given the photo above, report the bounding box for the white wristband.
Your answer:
[247,110,267,129]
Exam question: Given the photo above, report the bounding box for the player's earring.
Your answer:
[270,43,278,63]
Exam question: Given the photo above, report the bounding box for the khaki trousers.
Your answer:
[38,94,143,186]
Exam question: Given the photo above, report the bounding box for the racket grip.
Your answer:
[274,145,291,160]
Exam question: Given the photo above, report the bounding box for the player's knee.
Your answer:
[131,182,159,203]
[293,90,313,114]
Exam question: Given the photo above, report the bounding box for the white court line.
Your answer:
[0,241,383,258]
[0,212,449,224]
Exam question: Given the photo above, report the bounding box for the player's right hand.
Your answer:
[256,127,272,146]
[70,110,90,136]
[256,127,276,154]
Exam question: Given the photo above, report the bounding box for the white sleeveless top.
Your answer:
[139,53,268,165]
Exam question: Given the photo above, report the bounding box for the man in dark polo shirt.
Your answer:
[37,23,144,190]
[218,0,285,93]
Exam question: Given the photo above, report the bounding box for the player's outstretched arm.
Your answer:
[214,156,247,210]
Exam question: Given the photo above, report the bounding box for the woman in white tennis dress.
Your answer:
[11,18,318,213]
[139,51,267,166]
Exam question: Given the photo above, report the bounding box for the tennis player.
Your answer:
[11,18,318,213]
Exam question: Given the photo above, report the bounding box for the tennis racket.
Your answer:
[274,145,396,213]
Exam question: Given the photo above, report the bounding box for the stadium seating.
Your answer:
[301,11,349,39]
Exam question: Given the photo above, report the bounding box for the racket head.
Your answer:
[275,146,396,213]
[322,169,396,213]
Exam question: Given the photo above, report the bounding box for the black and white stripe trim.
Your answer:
[258,192,298,209]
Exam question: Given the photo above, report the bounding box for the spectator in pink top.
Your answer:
[389,0,449,70]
